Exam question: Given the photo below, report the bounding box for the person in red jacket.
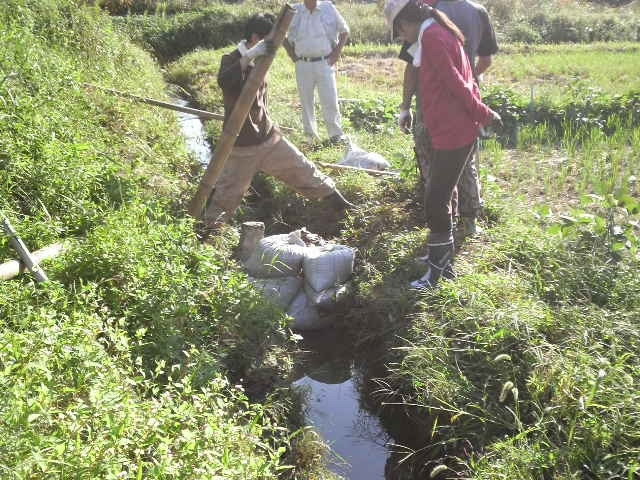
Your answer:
[384,0,501,289]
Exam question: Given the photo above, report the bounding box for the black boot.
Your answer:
[410,243,454,290]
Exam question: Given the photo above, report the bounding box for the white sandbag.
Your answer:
[249,276,303,310]
[304,282,350,310]
[303,244,355,292]
[243,233,308,278]
[287,290,333,331]
[339,143,391,171]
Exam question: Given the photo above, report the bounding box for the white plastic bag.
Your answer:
[243,233,308,278]
[339,143,391,171]
[303,244,355,292]
[249,276,303,310]
[287,290,332,331]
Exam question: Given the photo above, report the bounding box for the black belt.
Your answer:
[297,55,329,62]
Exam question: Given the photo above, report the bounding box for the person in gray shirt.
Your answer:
[397,0,498,238]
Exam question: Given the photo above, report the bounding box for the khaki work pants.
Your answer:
[204,132,335,226]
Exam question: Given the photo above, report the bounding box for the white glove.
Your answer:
[398,108,412,133]
[244,39,269,60]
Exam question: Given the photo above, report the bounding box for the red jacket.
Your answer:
[419,22,492,150]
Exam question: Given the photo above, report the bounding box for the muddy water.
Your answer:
[174,102,395,479]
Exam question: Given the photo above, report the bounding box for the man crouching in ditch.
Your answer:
[204,13,354,230]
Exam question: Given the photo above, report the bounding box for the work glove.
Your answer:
[244,39,275,60]
[398,108,413,133]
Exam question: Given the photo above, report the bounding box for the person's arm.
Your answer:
[475,55,492,77]
[475,8,498,78]
[217,52,245,93]
[401,63,417,111]
[327,4,349,66]
[283,38,298,63]
[328,31,348,66]
[423,35,492,126]
[398,63,417,133]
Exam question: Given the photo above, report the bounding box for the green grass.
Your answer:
[4,0,640,478]
[0,1,335,478]
[168,32,640,477]
[486,43,640,100]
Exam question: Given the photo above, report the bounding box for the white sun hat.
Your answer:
[383,0,411,31]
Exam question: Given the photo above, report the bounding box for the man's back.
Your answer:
[436,0,497,68]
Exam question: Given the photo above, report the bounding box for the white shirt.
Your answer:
[287,1,349,58]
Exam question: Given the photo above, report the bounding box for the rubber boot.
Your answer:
[461,216,483,237]
[410,243,454,290]
[414,253,456,280]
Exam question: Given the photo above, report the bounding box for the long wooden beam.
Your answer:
[188,4,296,220]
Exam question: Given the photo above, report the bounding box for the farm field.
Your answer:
[170,38,640,479]
[2,0,639,479]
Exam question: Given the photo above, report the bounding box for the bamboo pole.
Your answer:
[83,83,226,121]
[0,242,66,281]
[1,217,49,282]
[318,162,399,177]
[83,83,295,135]
[188,4,296,219]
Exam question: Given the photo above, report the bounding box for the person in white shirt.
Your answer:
[283,0,349,145]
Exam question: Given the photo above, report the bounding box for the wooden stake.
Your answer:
[188,4,296,220]
[318,162,399,177]
[1,217,49,282]
[0,242,66,281]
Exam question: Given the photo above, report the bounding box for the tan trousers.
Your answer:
[204,132,336,225]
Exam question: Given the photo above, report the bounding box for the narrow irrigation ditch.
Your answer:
[173,102,429,478]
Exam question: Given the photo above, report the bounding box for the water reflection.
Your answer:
[172,97,212,165]
[170,104,415,478]
[291,329,393,480]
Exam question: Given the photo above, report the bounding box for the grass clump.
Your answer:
[0,1,331,478]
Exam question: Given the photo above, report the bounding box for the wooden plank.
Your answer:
[188,4,296,220]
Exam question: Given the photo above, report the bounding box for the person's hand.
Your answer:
[488,109,503,129]
[327,48,340,66]
[398,108,413,133]
[244,39,273,60]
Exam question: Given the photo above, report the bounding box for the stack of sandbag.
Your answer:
[242,225,355,331]
[339,142,391,171]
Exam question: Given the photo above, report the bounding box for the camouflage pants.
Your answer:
[414,103,483,219]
